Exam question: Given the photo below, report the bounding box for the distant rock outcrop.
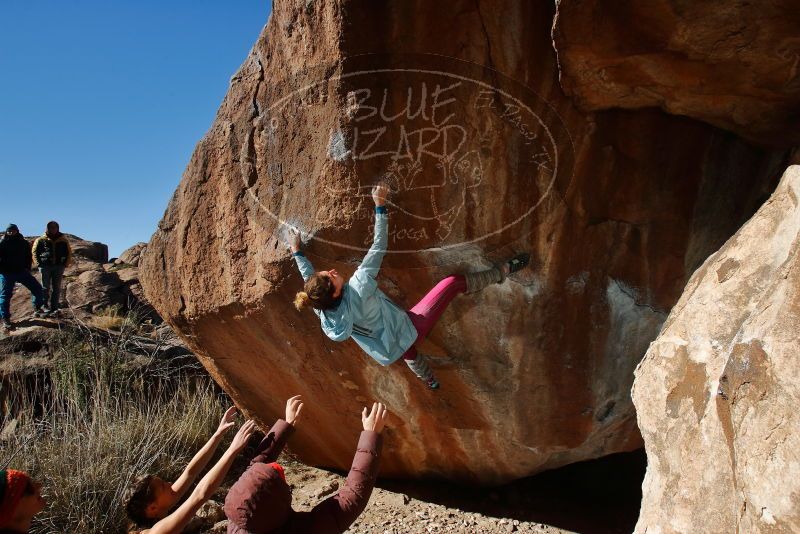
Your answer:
[633,166,800,533]
[140,0,793,482]
[117,242,147,267]
[8,238,155,322]
[1,240,193,417]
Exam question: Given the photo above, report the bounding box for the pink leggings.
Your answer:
[402,275,467,361]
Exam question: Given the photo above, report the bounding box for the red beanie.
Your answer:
[0,469,30,525]
[267,463,286,482]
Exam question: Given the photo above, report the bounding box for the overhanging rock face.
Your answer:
[552,0,800,146]
[141,0,789,482]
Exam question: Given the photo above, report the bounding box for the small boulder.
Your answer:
[196,500,225,524]
[206,520,229,534]
[118,242,147,267]
[66,270,125,313]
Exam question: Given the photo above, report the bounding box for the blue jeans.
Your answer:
[0,270,45,319]
[40,265,65,311]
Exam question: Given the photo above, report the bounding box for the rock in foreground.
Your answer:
[632,166,800,532]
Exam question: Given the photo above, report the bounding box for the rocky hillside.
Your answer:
[140,0,794,488]
[7,236,153,323]
[1,237,193,401]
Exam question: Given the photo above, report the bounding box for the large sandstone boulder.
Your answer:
[552,0,800,146]
[632,166,800,532]
[140,0,791,482]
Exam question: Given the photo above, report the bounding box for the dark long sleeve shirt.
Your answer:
[250,419,294,465]
[225,425,383,534]
[0,235,33,274]
[278,430,383,534]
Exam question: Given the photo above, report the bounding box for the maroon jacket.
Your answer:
[225,419,383,534]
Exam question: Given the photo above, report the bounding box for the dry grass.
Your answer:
[106,262,135,273]
[91,314,125,331]
[90,304,126,331]
[0,317,228,533]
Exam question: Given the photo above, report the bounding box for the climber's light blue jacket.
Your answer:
[293,208,418,366]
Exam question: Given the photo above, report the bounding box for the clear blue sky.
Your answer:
[0,1,270,257]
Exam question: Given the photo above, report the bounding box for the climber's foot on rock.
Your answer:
[502,253,531,277]
[405,354,440,390]
[426,376,440,390]
[1,318,14,333]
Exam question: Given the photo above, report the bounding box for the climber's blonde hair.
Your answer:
[294,272,338,311]
[294,291,312,310]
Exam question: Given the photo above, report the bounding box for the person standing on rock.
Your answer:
[290,183,530,389]
[32,221,72,316]
[224,396,387,534]
[0,469,46,534]
[0,224,46,331]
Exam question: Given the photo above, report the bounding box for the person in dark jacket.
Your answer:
[32,221,72,315]
[0,469,46,533]
[224,398,387,534]
[0,224,45,331]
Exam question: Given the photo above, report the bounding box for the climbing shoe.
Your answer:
[405,354,440,391]
[505,253,531,275]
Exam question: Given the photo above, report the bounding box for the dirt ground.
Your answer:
[278,449,644,534]
[284,459,571,534]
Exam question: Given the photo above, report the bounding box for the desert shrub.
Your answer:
[90,304,127,331]
[106,263,135,273]
[0,317,229,533]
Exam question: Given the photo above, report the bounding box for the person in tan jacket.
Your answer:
[32,221,71,315]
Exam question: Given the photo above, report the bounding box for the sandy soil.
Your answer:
[284,459,573,534]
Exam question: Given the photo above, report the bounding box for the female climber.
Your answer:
[289,182,529,390]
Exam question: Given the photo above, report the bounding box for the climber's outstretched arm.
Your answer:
[351,183,389,293]
[290,402,387,533]
[250,395,303,465]
[287,227,315,281]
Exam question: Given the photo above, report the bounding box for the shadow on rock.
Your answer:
[378,449,646,534]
